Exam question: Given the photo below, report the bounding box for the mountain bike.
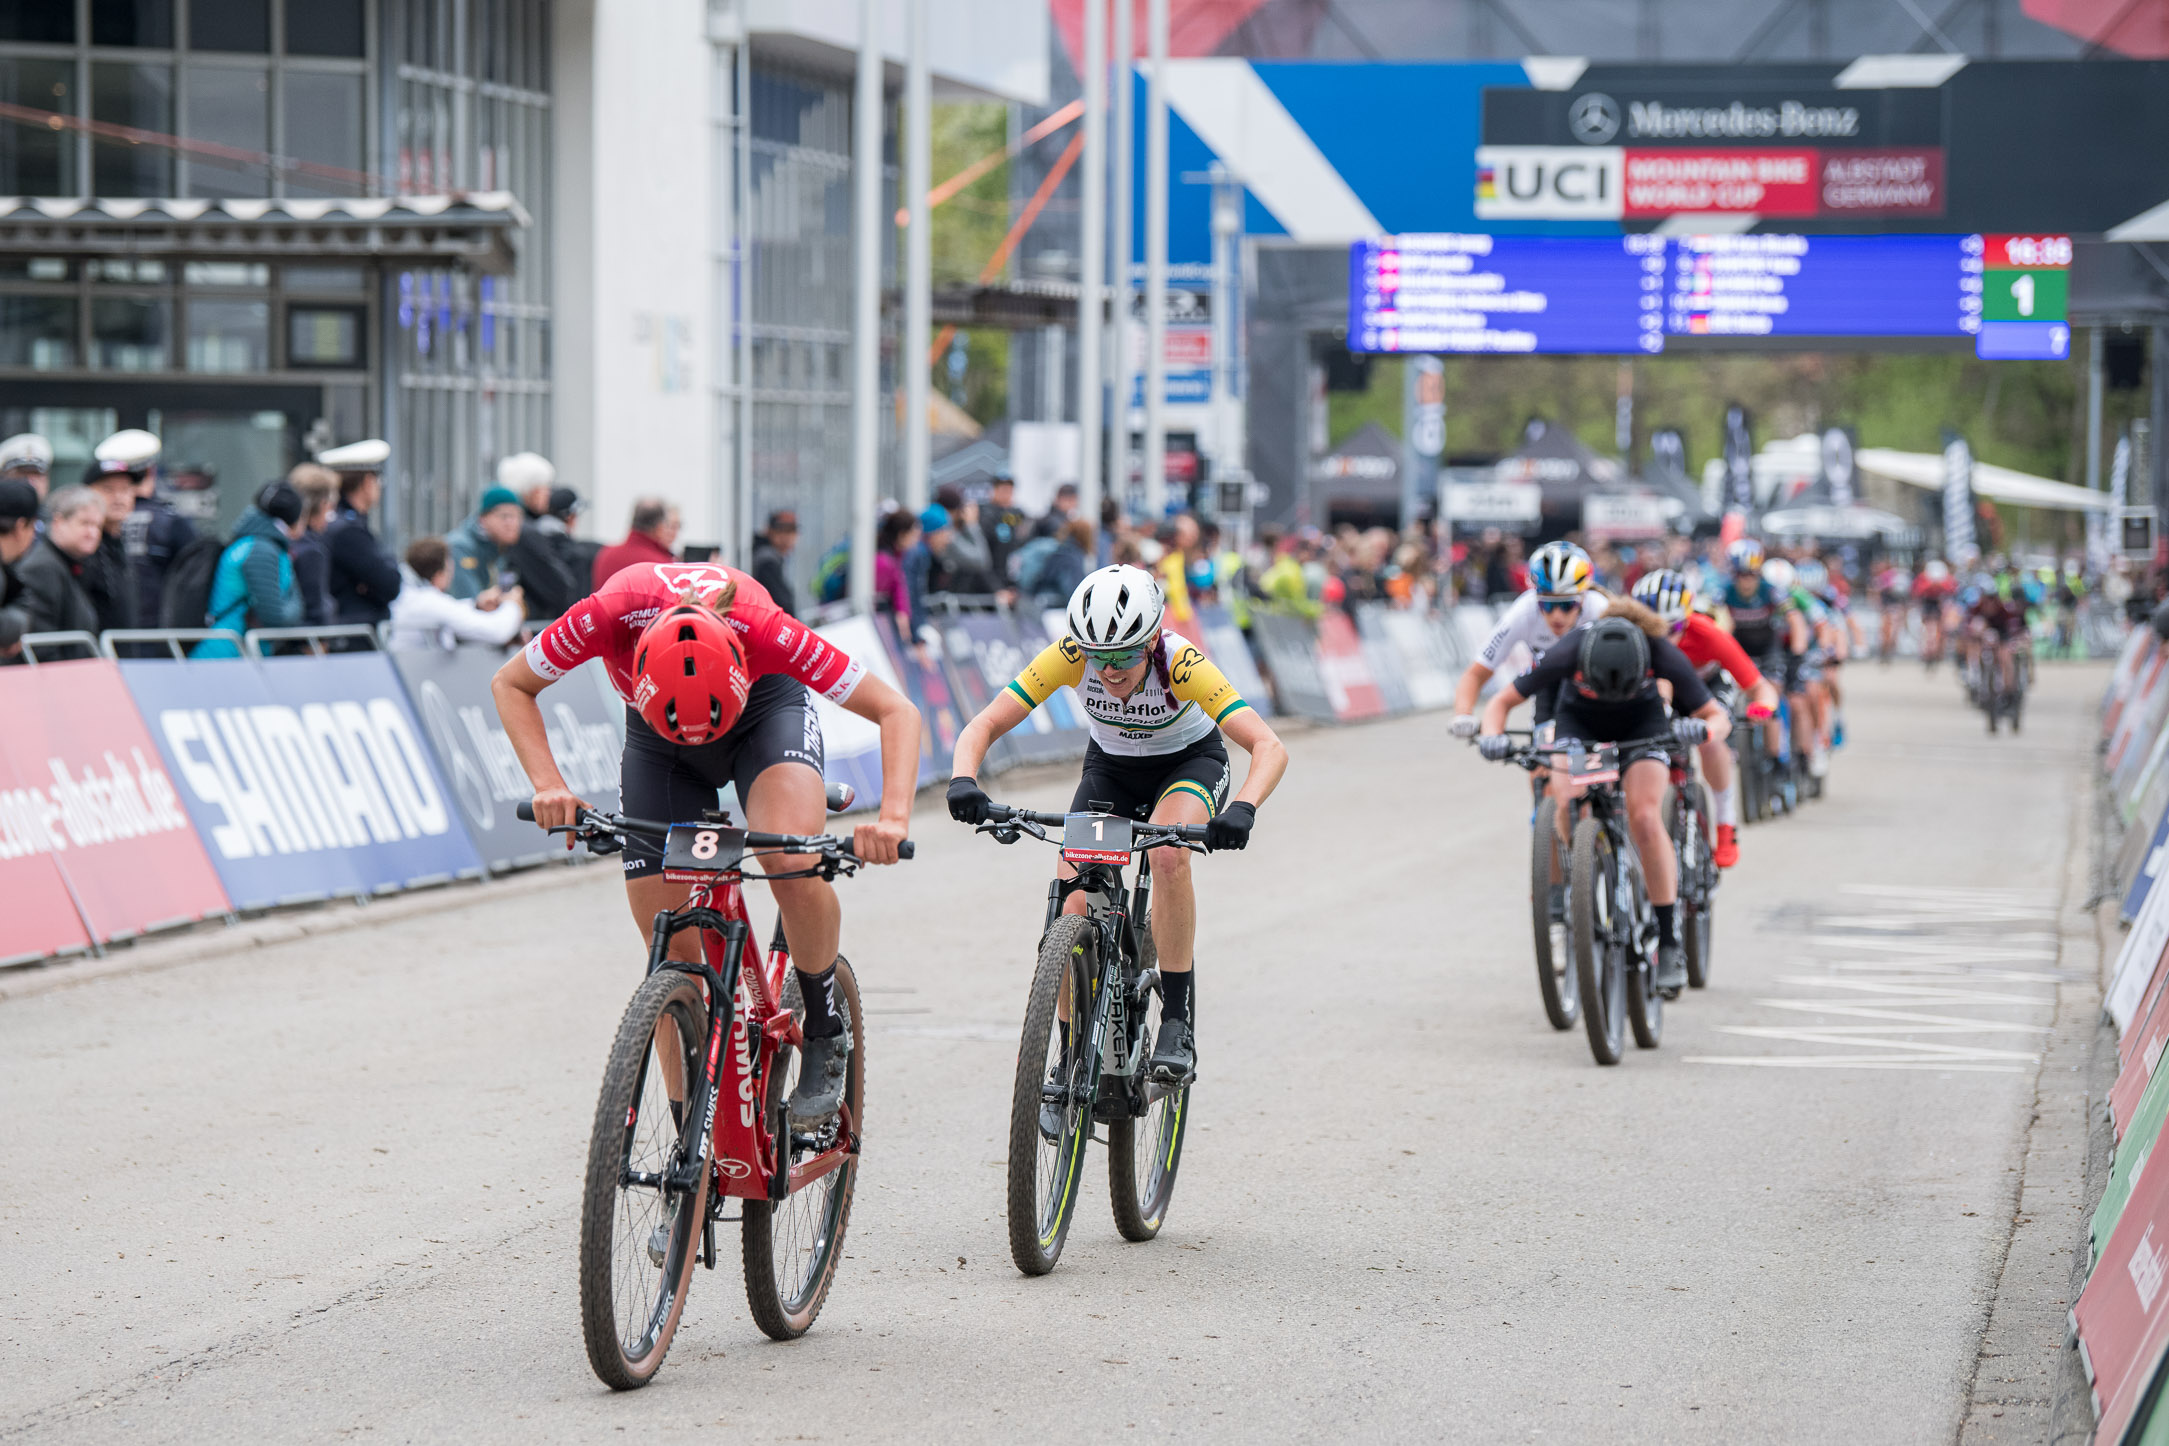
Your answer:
[1478,729,1578,1030]
[1553,738,1673,1066]
[517,790,912,1389]
[970,801,1210,1276]
[1981,633,2027,734]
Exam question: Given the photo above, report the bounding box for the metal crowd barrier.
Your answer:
[97,628,244,660]
[242,624,382,657]
[19,630,103,664]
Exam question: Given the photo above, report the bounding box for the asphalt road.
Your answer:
[0,659,2104,1443]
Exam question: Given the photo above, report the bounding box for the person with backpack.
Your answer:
[94,428,197,629]
[192,482,304,658]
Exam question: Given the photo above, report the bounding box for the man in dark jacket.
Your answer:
[750,509,799,617]
[80,457,140,634]
[320,440,403,627]
[982,471,1028,582]
[13,485,105,642]
[0,477,38,660]
[98,428,196,628]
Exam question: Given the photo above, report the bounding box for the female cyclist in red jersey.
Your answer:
[1631,570,1780,869]
[491,559,923,1124]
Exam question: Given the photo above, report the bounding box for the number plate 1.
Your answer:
[1061,812,1132,866]
[663,823,746,881]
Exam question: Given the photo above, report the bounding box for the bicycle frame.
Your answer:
[635,878,857,1226]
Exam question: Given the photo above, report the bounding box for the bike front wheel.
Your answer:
[1670,783,1715,990]
[579,970,711,1390]
[1570,816,1625,1066]
[1529,796,1578,1030]
[1008,915,1095,1275]
[742,958,864,1341]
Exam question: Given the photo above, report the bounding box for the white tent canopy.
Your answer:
[1856,447,2111,513]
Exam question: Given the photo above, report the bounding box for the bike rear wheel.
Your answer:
[579,970,711,1390]
[1107,1058,1188,1242]
[742,958,864,1341]
[1570,816,1624,1066]
[1008,915,1094,1275]
[1623,850,1664,1050]
[1529,796,1578,1030]
[1669,783,1716,990]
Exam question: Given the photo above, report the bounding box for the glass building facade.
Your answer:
[0,0,550,541]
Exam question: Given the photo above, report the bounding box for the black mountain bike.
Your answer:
[1982,635,2028,733]
[1481,729,1578,1031]
[1666,757,1718,991]
[971,801,1209,1276]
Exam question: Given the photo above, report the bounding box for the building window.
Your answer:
[187,296,269,371]
[289,305,362,366]
[183,64,271,198]
[91,295,171,371]
[192,0,269,55]
[0,57,75,196]
[92,61,176,196]
[0,295,77,369]
[91,0,171,48]
[283,69,365,196]
[286,0,364,58]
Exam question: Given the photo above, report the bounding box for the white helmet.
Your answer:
[1065,564,1164,653]
[1761,557,1796,593]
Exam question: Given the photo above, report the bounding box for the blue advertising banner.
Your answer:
[941,610,1089,769]
[119,654,484,910]
[2124,803,2169,925]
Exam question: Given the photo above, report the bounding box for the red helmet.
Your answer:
[631,603,750,745]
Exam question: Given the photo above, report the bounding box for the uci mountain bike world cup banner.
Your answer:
[0,658,230,957]
[118,653,483,910]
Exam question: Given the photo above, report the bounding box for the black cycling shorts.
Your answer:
[1071,734,1230,822]
[1551,695,1674,761]
[619,673,824,876]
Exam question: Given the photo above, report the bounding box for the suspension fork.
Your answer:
[671,916,749,1194]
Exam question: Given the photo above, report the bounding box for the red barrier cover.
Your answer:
[0,659,230,942]
[2077,1144,2169,1443]
[1313,611,1387,721]
[0,743,93,963]
[2116,947,2169,1138]
[2110,652,2169,773]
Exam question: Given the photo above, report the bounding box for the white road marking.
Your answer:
[1687,886,2059,1073]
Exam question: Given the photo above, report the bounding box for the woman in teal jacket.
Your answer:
[193,482,304,658]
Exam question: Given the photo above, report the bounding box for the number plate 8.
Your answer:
[664,823,746,879]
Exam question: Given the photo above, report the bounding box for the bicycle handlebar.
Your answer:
[514,801,914,861]
[978,801,1211,850]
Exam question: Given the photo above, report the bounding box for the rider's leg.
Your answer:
[743,760,844,1029]
[1145,786,1212,1017]
[1624,759,1676,909]
[1699,736,1739,866]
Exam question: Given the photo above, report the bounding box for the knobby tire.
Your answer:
[1530,795,1578,1030]
[1008,915,1094,1275]
[1570,816,1624,1066]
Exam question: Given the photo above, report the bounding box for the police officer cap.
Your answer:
[94,428,162,474]
[496,451,555,492]
[0,432,52,475]
[318,438,391,472]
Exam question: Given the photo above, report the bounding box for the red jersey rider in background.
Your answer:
[492,560,923,1127]
[1631,569,1780,868]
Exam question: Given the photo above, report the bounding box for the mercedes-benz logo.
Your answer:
[1568,92,1619,145]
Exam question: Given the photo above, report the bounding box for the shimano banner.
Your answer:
[119,654,484,910]
[936,610,1089,770]
[392,649,624,872]
[1942,431,1979,565]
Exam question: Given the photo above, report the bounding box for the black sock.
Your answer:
[1160,969,1193,1025]
[1654,903,1676,947]
[797,963,844,1039]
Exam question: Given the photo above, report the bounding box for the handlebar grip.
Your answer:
[898,840,916,861]
[515,801,535,822]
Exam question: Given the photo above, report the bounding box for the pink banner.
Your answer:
[0,742,94,963]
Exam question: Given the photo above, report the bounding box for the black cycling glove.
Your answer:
[947,775,991,825]
[1205,800,1256,853]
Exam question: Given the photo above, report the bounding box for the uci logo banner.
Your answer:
[117,653,485,910]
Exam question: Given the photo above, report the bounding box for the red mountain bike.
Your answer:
[518,791,911,1388]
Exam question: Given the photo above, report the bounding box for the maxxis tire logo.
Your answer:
[1570,93,1620,145]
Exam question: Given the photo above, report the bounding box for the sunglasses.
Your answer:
[1537,599,1580,615]
[1082,645,1151,669]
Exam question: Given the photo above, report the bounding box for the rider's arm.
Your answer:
[491,651,584,829]
[952,688,1031,779]
[1479,682,1525,734]
[1452,660,1495,716]
[1785,604,1810,652]
[1220,706,1288,809]
[838,673,920,863]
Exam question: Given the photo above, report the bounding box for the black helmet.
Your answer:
[1577,617,1650,702]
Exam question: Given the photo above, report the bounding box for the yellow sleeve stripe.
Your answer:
[1004,679,1040,710]
[1213,698,1251,723]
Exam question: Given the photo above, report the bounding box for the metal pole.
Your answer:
[736,36,753,565]
[849,0,882,613]
[1111,0,1134,515]
[904,0,931,514]
[1143,0,1168,518]
[2087,325,2105,493]
[1076,0,1106,523]
[1208,162,1235,479]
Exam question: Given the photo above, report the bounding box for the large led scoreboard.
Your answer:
[1348,233,2071,360]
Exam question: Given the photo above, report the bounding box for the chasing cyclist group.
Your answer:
[485,532,1904,1111]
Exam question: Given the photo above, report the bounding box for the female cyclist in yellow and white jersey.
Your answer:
[946,564,1288,1080]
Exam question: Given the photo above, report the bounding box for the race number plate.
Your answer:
[663,823,746,881]
[1061,812,1133,866]
[1564,745,1619,788]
